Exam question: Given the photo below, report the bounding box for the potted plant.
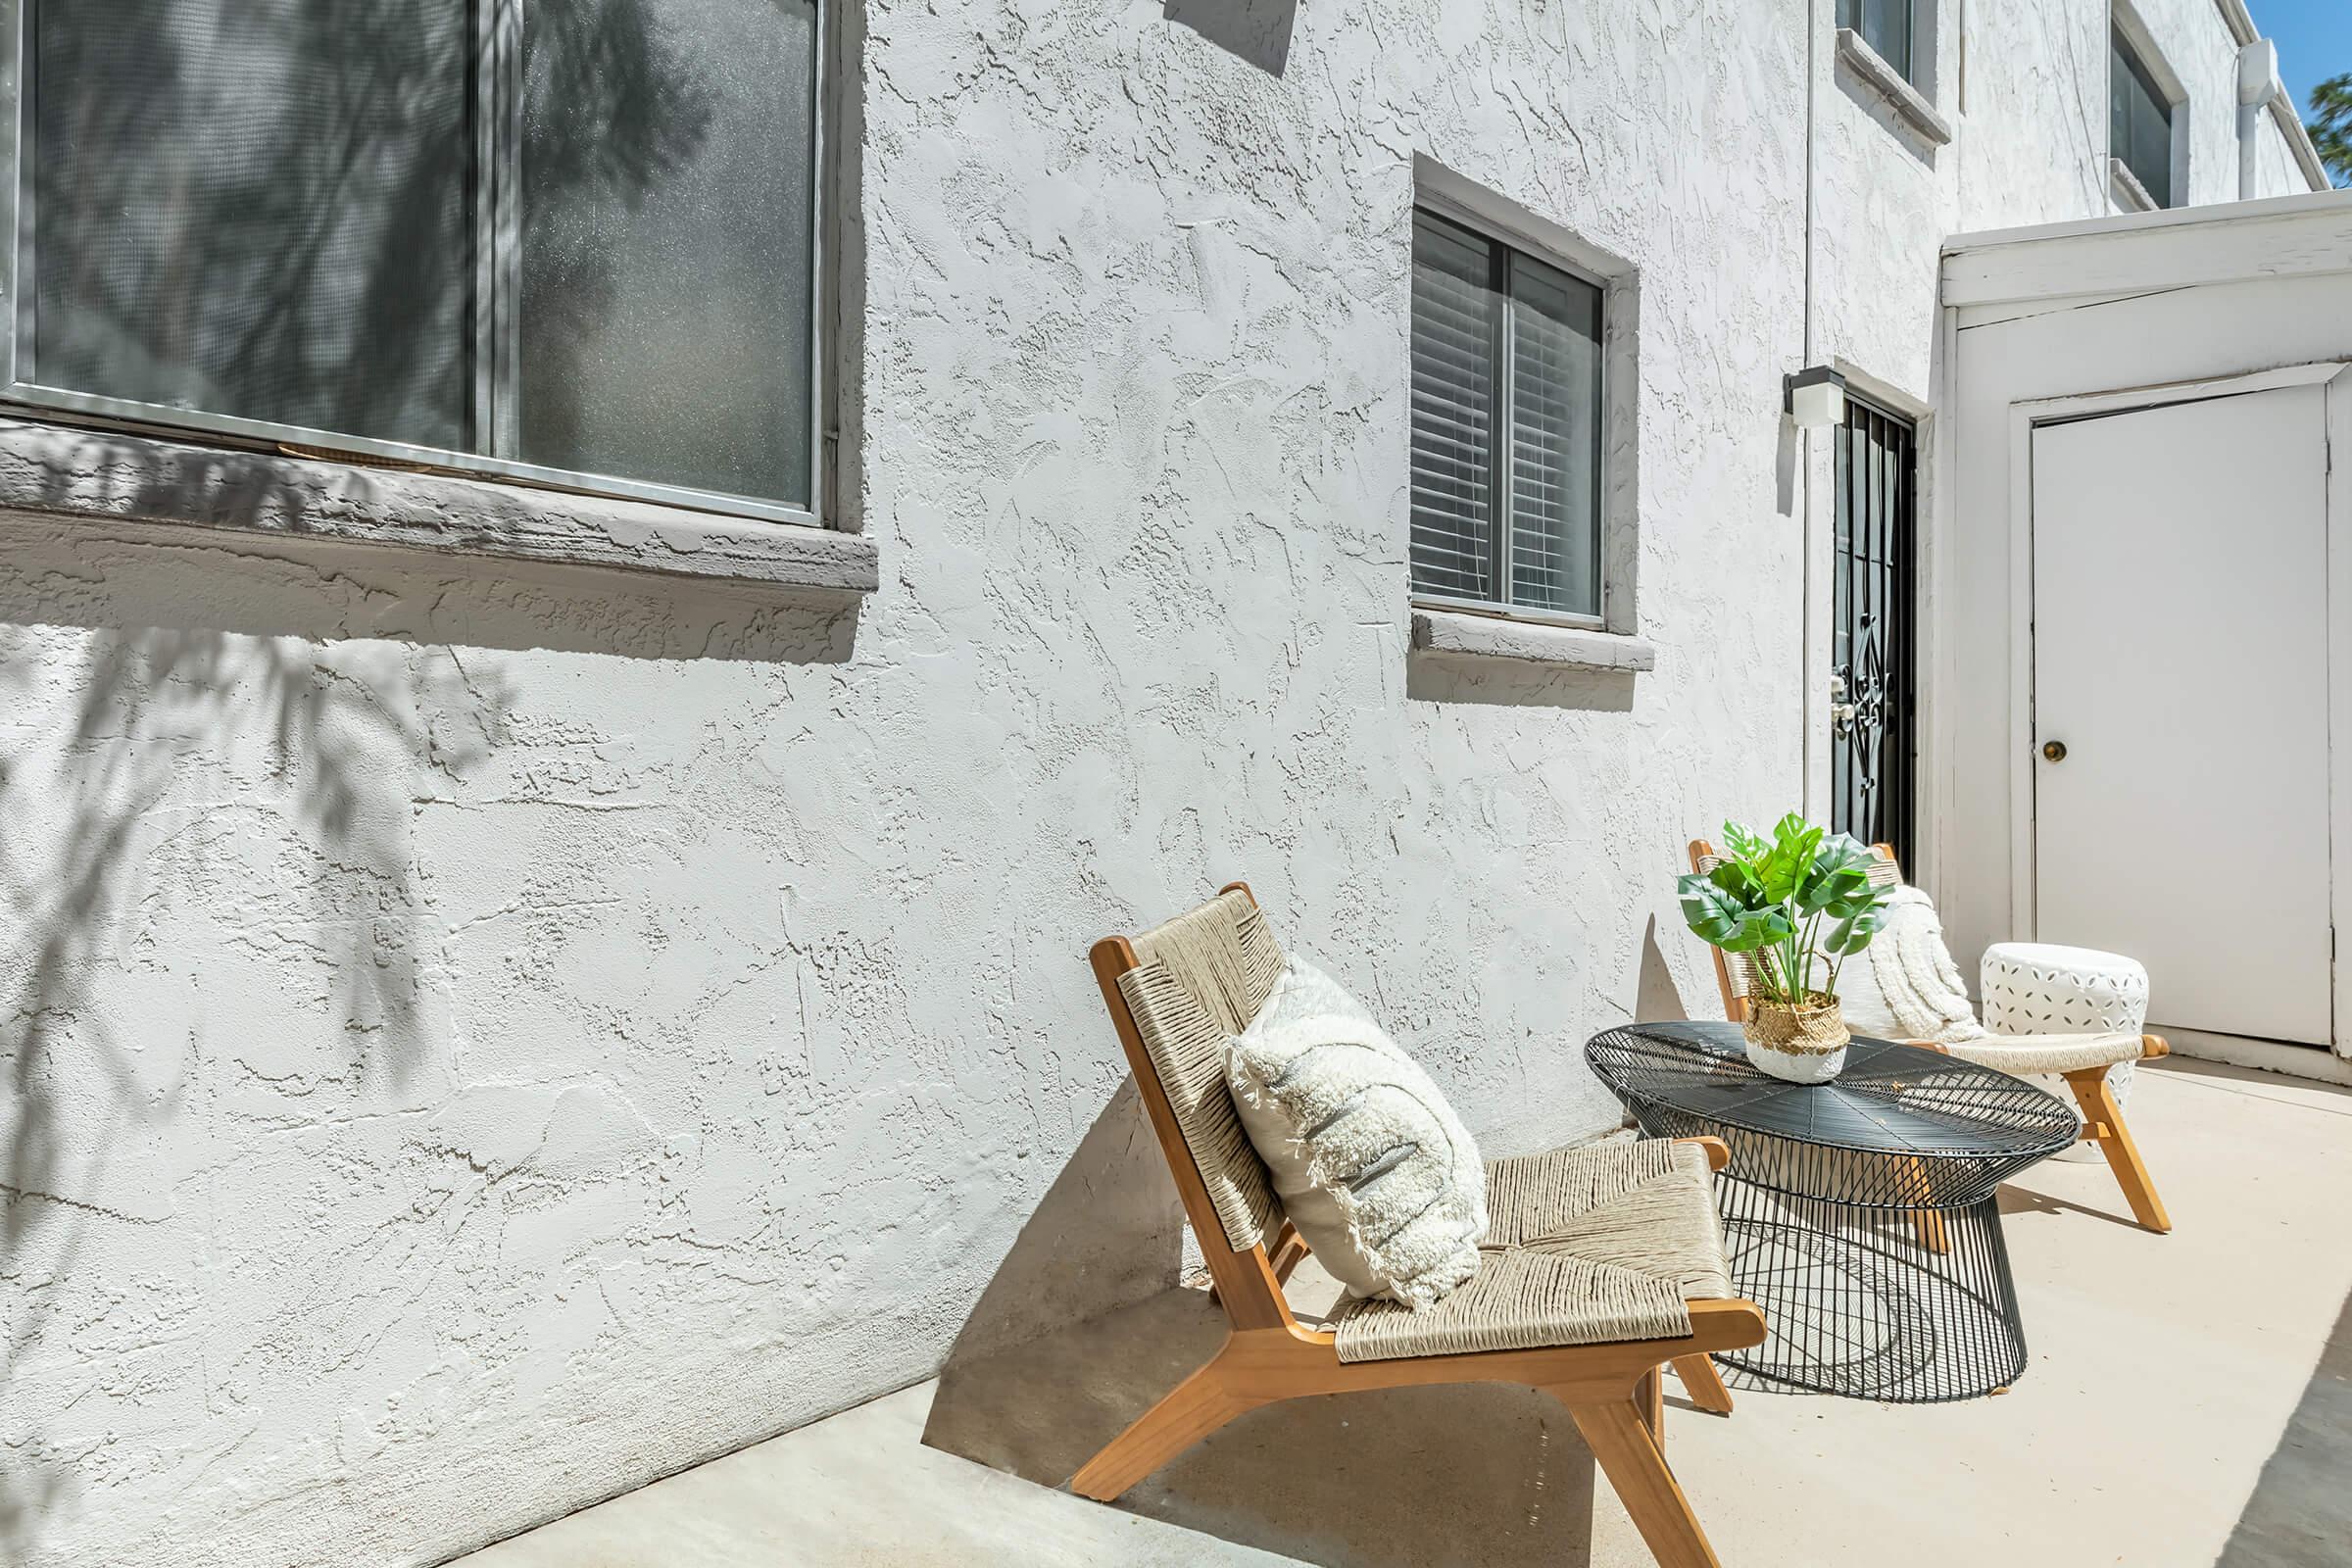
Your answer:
[1677,814,1891,1083]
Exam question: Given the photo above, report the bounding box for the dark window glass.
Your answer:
[21,0,821,512]
[1408,212,1605,619]
[2111,29,2175,208]
[1838,0,1914,83]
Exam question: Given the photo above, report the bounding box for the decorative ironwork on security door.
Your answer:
[1832,397,1916,864]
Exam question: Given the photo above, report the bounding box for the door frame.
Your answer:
[1829,384,1922,863]
[1810,360,1934,872]
[2006,359,2352,1056]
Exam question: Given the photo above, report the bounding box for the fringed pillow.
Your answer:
[1226,955,1485,1308]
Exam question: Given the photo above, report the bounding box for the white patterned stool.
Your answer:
[1981,943,2149,1162]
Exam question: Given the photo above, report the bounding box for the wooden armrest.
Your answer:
[2140,1033,2170,1060]
[1675,1135,1731,1173]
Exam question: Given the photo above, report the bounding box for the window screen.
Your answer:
[1408,211,1604,619]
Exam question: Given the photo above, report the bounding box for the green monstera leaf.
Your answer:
[1678,815,1894,1004]
[1795,833,1878,916]
[1822,906,1885,958]
[1675,867,1794,954]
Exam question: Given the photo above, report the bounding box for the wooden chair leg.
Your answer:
[1896,1156,1950,1253]
[1671,1353,1735,1415]
[1635,1366,1666,1451]
[1070,1352,1250,1501]
[2063,1068,2173,1233]
[1569,1396,1723,1568]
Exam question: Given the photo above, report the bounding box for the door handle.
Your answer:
[2041,740,2068,762]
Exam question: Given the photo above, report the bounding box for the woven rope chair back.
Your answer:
[1114,888,1287,1253]
[1690,841,1901,1008]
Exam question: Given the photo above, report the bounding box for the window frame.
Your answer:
[0,0,832,529]
[1407,197,1613,633]
[1836,0,1917,87]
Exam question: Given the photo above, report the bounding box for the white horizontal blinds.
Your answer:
[1504,250,1602,616]
[1409,213,1500,603]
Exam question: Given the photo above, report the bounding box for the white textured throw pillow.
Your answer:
[1832,885,1989,1047]
[1227,955,1486,1308]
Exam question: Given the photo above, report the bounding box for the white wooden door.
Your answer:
[2032,385,2333,1045]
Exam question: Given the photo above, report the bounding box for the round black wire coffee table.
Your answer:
[1586,1020,2078,1402]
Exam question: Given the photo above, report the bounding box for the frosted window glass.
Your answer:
[519,0,819,507]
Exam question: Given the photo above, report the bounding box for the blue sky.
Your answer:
[2250,0,2350,121]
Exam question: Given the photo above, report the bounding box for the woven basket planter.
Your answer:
[1742,993,1851,1083]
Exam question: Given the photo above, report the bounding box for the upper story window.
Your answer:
[7,0,825,524]
[2110,26,2176,208]
[1408,209,1605,623]
[1838,0,1915,84]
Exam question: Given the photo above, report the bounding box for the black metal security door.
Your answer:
[1831,397,1916,862]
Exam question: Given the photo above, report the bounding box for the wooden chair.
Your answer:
[1079,884,1770,1568]
[1688,840,2173,1233]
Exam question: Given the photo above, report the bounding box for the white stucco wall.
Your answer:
[2112,0,2325,211]
[0,2,2323,1566]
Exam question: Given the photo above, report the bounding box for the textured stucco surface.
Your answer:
[0,3,2322,1566]
[0,420,881,600]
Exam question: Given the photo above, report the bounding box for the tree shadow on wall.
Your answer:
[34,0,711,462]
[0,628,513,1559]
[0,6,844,1555]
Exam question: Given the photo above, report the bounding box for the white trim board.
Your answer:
[2157,1026,2352,1088]
[1943,191,2352,308]
[2330,367,2352,1057]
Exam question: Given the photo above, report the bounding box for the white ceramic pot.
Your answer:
[1742,1037,1849,1084]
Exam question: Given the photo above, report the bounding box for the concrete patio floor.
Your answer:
[453,1057,2352,1568]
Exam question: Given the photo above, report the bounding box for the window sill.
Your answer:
[1835,29,1953,147]
[2107,156,2158,214]
[1410,607,1655,672]
[0,419,878,602]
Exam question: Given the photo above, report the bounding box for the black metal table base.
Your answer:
[1712,1180,2027,1402]
[1586,1022,2077,1404]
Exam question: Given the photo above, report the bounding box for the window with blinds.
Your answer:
[2110,28,2175,208]
[1409,210,1604,620]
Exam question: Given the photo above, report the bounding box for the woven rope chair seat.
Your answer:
[1330,1140,1732,1364]
[1935,1031,2142,1075]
